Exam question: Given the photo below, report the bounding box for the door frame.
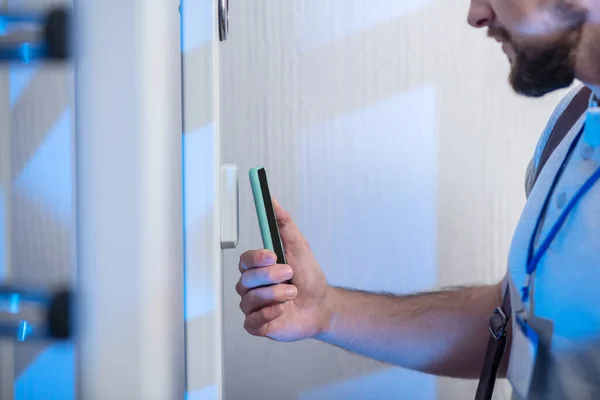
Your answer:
[181,0,224,398]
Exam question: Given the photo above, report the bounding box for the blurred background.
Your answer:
[0,0,573,399]
[0,0,75,398]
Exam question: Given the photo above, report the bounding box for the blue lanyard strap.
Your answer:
[522,125,600,303]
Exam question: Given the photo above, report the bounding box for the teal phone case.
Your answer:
[249,167,274,251]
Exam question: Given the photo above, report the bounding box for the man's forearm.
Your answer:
[316,282,510,379]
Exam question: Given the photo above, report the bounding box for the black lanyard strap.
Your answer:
[534,87,592,183]
[475,283,511,400]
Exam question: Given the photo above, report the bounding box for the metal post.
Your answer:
[74,0,185,398]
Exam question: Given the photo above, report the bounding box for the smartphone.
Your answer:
[249,167,287,267]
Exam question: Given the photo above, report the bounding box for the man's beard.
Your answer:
[488,0,587,98]
[509,28,582,97]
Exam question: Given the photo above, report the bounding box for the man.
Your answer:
[236,0,600,398]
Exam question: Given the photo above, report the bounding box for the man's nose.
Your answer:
[467,1,494,28]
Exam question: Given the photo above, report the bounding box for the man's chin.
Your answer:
[508,61,576,97]
[509,75,573,98]
[511,86,554,98]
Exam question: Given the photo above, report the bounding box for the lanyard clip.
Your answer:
[489,307,508,341]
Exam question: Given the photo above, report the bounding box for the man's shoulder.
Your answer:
[525,84,590,197]
[533,84,588,168]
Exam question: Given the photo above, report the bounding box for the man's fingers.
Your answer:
[243,303,285,337]
[239,284,297,315]
[241,264,293,289]
[236,264,294,296]
[235,278,247,296]
[239,249,277,273]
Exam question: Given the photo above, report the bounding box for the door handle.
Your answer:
[218,0,228,41]
[0,285,71,341]
[0,7,71,62]
[220,164,239,249]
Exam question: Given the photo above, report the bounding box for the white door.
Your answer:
[77,0,227,398]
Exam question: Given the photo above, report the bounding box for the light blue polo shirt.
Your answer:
[508,84,600,399]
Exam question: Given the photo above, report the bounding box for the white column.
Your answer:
[180,0,223,398]
[74,0,185,398]
[182,0,225,400]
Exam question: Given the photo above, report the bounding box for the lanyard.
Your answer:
[521,121,600,304]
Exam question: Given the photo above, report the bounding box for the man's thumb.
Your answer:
[272,198,302,246]
[272,197,292,226]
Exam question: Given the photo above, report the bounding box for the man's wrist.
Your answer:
[315,285,343,341]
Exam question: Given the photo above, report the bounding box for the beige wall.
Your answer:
[220,1,571,399]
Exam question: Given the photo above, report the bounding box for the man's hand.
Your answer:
[236,201,508,379]
[236,199,330,342]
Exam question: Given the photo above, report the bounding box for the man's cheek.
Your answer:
[514,9,576,37]
[490,0,533,33]
[491,0,573,39]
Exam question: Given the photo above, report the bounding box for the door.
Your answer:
[76,0,226,398]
